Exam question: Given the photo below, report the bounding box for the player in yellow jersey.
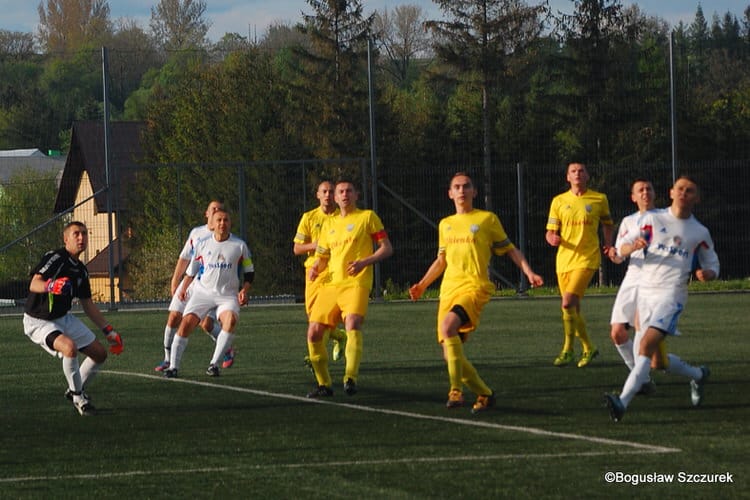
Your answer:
[410,172,543,413]
[545,162,614,367]
[305,180,393,398]
[293,181,348,369]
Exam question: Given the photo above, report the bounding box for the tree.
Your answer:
[37,0,112,53]
[0,30,36,59]
[106,18,161,116]
[293,0,375,160]
[149,0,210,52]
[426,0,547,210]
[0,169,62,284]
[373,5,432,86]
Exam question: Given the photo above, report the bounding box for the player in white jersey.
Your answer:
[605,176,719,422]
[154,200,237,371]
[164,208,254,378]
[606,179,659,393]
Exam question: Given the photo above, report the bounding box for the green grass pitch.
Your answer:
[0,293,747,499]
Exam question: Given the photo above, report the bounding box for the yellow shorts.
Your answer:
[309,285,369,326]
[557,268,595,297]
[304,276,323,316]
[436,289,490,343]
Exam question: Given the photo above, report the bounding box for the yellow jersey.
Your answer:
[439,209,515,297]
[546,189,613,272]
[316,208,387,290]
[294,206,340,270]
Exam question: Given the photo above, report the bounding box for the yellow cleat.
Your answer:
[553,350,574,367]
[471,391,496,414]
[332,329,347,361]
[446,389,464,408]
[577,348,599,368]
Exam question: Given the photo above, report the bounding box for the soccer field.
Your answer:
[1,293,747,499]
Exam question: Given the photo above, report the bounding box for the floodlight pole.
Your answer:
[669,31,677,184]
[367,37,382,299]
[102,46,117,309]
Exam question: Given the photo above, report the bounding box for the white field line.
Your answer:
[105,370,681,454]
[1,370,680,484]
[0,449,665,484]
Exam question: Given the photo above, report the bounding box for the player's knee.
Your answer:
[307,323,327,342]
[610,325,628,344]
[49,332,76,357]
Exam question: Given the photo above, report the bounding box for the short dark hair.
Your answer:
[63,221,87,232]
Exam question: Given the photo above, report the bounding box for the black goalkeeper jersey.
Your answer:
[24,248,92,320]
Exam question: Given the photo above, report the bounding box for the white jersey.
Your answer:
[614,210,650,288]
[620,207,719,292]
[187,233,254,296]
[179,224,214,261]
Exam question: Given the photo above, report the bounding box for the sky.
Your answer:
[1,1,748,43]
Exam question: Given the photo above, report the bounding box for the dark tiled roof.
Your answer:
[85,239,130,275]
[54,121,146,213]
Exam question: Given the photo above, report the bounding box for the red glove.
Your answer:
[102,325,124,355]
[46,277,71,295]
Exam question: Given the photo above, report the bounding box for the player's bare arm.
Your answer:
[409,254,447,301]
[545,230,561,246]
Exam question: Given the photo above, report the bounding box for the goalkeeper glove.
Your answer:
[102,324,124,355]
[46,277,71,295]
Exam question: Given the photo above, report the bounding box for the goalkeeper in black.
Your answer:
[22,221,123,416]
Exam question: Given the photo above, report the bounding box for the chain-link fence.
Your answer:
[2,156,748,308]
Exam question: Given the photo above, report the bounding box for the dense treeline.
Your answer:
[2,0,750,298]
[2,1,749,165]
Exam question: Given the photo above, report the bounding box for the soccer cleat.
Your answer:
[471,391,496,414]
[604,393,625,422]
[344,378,357,396]
[163,368,179,378]
[690,365,710,407]
[74,397,96,416]
[303,355,315,375]
[553,350,574,367]
[206,364,220,377]
[637,379,657,396]
[446,389,464,408]
[577,348,599,368]
[154,360,170,372]
[221,347,235,369]
[306,385,333,398]
[64,389,91,402]
[332,329,347,361]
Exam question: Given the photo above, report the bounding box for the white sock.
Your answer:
[620,355,651,407]
[163,326,177,361]
[665,354,702,380]
[632,329,646,360]
[210,331,235,365]
[205,321,221,341]
[169,336,189,370]
[62,356,82,393]
[615,339,635,370]
[79,357,101,388]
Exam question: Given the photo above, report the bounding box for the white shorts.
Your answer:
[610,282,637,326]
[169,279,217,320]
[636,286,687,336]
[23,313,96,357]
[183,287,239,321]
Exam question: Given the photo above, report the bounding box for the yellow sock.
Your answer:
[562,308,576,352]
[307,340,331,387]
[443,336,464,391]
[344,329,363,382]
[462,358,491,396]
[574,311,594,352]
